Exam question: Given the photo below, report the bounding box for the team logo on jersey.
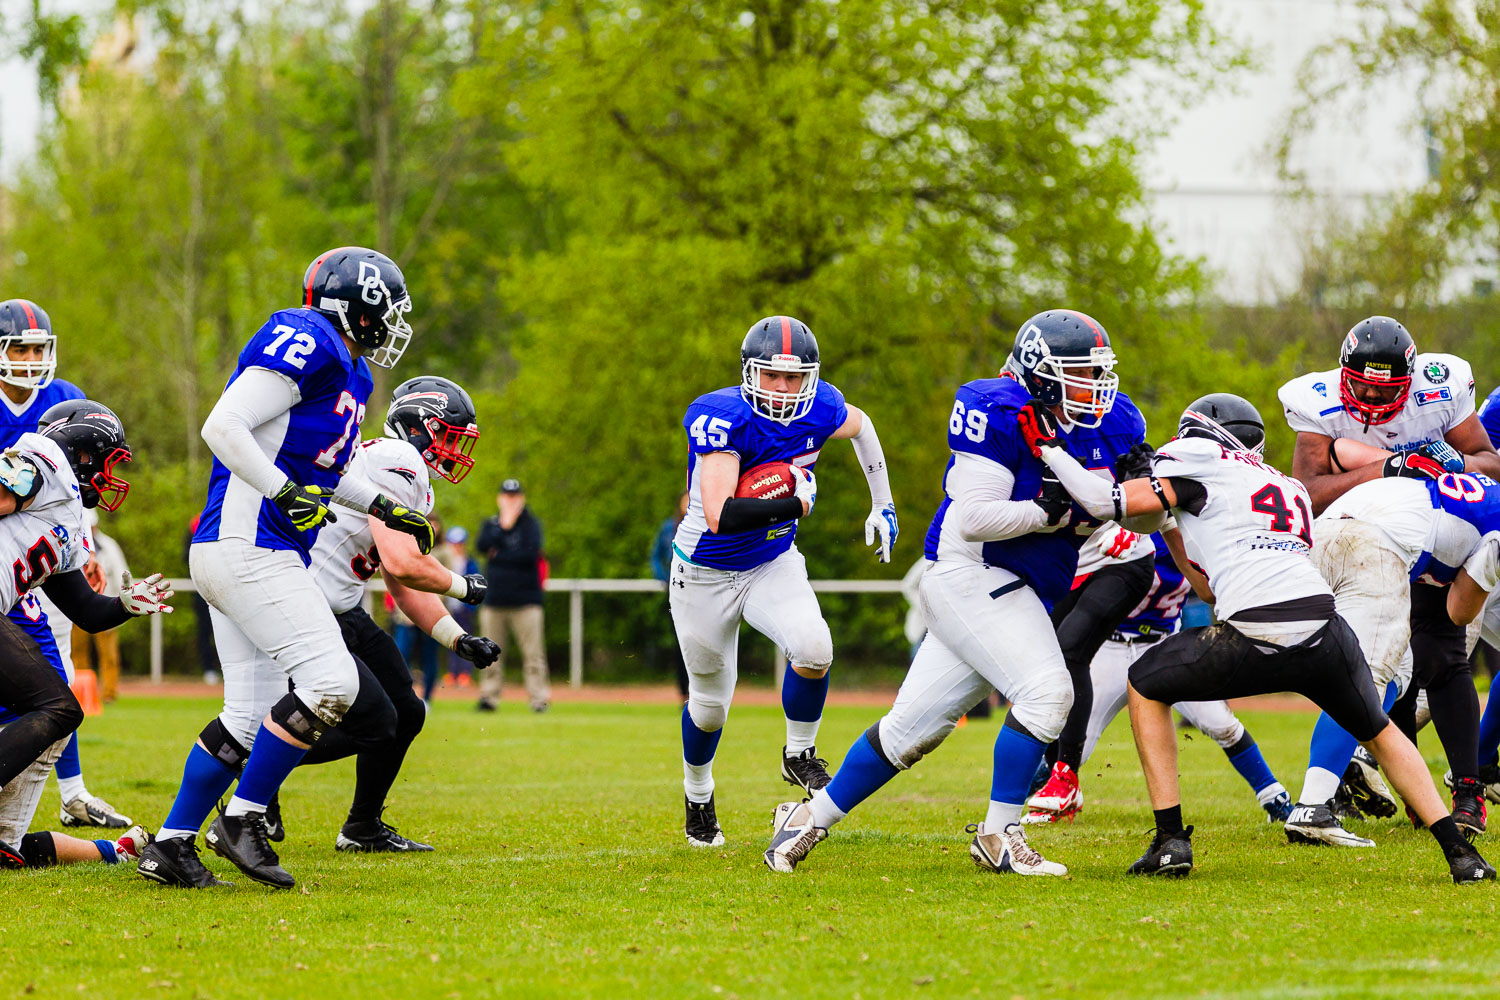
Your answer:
[1312,381,1327,397]
[1424,361,1450,384]
[1414,387,1452,406]
[806,437,815,450]
[50,524,70,559]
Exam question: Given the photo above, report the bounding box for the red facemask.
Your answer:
[1339,367,1411,426]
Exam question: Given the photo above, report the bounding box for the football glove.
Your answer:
[1033,470,1073,529]
[864,502,898,563]
[1017,400,1061,459]
[791,465,817,516]
[120,572,174,616]
[1382,442,1462,480]
[454,633,501,669]
[273,481,338,531]
[370,494,436,554]
[1115,441,1157,482]
[460,572,488,606]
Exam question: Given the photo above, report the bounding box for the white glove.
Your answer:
[120,571,174,616]
[791,465,817,516]
[864,502,898,563]
[1465,531,1500,593]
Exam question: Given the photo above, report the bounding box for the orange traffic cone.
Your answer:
[71,668,103,717]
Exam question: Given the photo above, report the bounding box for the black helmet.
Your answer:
[1178,393,1264,453]
[1339,316,1415,427]
[386,375,480,484]
[1006,310,1118,428]
[0,298,56,390]
[302,247,414,369]
[36,399,132,511]
[740,316,820,424]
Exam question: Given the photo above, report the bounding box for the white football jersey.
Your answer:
[307,437,434,615]
[1278,353,1475,451]
[1074,521,1154,577]
[1151,436,1330,620]
[0,433,91,614]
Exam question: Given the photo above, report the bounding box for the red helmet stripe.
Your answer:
[780,316,792,354]
[304,251,335,306]
[1067,310,1104,348]
[19,301,37,331]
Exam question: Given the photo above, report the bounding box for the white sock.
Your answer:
[58,775,88,803]
[1256,781,1288,806]
[785,720,820,755]
[1299,767,1342,805]
[984,800,1022,831]
[157,828,197,842]
[223,795,265,819]
[683,760,715,803]
[806,789,847,830]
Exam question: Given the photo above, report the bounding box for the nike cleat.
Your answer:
[685,795,725,848]
[1339,747,1397,819]
[113,825,153,863]
[1284,801,1376,847]
[263,792,285,843]
[60,794,131,829]
[781,746,832,796]
[336,816,434,853]
[206,812,294,888]
[1026,762,1083,821]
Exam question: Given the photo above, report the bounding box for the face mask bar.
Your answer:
[741,356,820,425]
[1030,348,1119,428]
[367,294,414,369]
[425,418,480,484]
[88,448,132,512]
[1340,367,1410,427]
[0,333,57,390]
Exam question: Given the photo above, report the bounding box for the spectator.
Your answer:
[441,526,479,687]
[650,491,690,698]
[185,515,221,684]
[476,478,551,712]
[71,510,128,702]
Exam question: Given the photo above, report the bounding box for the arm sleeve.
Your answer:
[849,414,893,507]
[331,474,382,514]
[200,366,299,498]
[1036,444,1117,519]
[949,453,1049,542]
[39,571,129,632]
[717,496,803,533]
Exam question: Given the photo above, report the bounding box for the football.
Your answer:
[735,462,798,500]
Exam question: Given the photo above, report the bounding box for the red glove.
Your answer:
[1017,400,1060,459]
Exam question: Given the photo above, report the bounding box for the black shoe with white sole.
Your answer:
[1451,777,1488,839]
[136,836,232,888]
[1339,747,1397,819]
[1284,801,1375,847]
[1127,826,1194,877]
[336,817,435,853]
[781,746,832,796]
[1447,842,1497,884]
[685,795,725,848]
[206,812,294,888]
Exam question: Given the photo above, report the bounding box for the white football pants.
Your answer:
[1082,638,1244,763]
[1311,517,1413,696]
[0,729,63,844]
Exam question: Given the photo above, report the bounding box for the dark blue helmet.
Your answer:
[0,299,56,390]
[1006,310,1118,427]
[302,247,414,369]
[740,316,820,424]
[1178,393,1264,454]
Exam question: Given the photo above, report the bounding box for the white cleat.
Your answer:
[60,794,131,829]
[763,801,827,874]
[967,822,1067,876]
[1284,801,1376,847]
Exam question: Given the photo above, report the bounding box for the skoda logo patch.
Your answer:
[1424,361,1450,384]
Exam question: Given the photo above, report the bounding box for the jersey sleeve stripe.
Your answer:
[1318,405,1343,416]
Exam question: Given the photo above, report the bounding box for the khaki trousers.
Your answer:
[478,604,551,707]
[72,626,122,702]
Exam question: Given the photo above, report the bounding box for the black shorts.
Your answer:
[1408,582,1471,689]
[1128,613,1388,742]
[1050,555,1156,663]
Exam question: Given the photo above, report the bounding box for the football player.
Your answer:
[765,310,1146,877]
[1033,392,1493,883]
[0,299,130,829]
[136,247,436,890]
[254,376,499,852]
[1024,528,1292,825]
[671,316,897,847]
[0,401,170,870]
[1280,317,1500,839]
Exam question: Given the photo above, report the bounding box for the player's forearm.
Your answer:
[1464,450,1500,479]
[331,474,381,514]
[1303,465,1382,515]
[948,455,1047,541]
[39,570,130,632]
[384,570,452,635]
[201,367,299,498]
[1036,445,1116,519]
[849,415,893,507]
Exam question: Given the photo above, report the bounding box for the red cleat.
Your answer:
[1025,762,1083,821]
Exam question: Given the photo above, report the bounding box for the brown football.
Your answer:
[735,462,797,500]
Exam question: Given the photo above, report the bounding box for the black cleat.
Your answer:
[206,812,294,888]
[1338,747,1397,819]
[336,815,434,853]
[1448,842,1497,885]
[1128,826,1194,877]
[1451,777,1488,839]
[781,746,832,796]
[264,792,285,843]
[0,838,23,869]
[685,795,725,848]
[136,836,232,888]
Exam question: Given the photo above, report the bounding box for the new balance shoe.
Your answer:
[136,836,231,888]
[685,795,725,848]
[763,801,826,874]
[336,816,435,853]
[1451,777,1488,839]
[59,794,131,829]
[206,812,294,888]
[263,792,284,843]
[1339,747,1397,819]
[1447,842,1498,885]
[1284,801,1376,847]
[113,825,153,863]
[1026,762,1082,821]
[1261,789,1294,823]
[1127,826,1194,876]
[781,746,832,796]
[967,822,1066,876]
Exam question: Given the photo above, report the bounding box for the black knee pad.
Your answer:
[863,721,900,769]
[20,831,56,868]
[270,692,334,745]
[50,693,85,739]
[198,717,250,771]
[1002,711,1040,743]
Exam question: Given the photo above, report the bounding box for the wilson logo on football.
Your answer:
[747,475,791,498]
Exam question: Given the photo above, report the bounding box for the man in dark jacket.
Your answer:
[476,479,550,712]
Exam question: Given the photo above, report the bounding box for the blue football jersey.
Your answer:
[922,376,1146,609]
[672,381,849,571]
[1412,473,1500,584]
[1479,385,1500,447]
[0,379,86,449]
[1115,535,1190,638]
[193,309,374,562]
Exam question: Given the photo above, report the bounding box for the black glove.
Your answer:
[1115,441,1156,482]
[273,481,338,531]
[1017,399,1061,458]
[1382,445,1456,480]
[1033,470,1073,527]
[454,633,501,669]
[370,494,436,553]
[459,572,488,606]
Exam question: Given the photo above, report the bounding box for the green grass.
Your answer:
[3,696,1500,999]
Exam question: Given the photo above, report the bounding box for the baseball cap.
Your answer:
[445,526,469,544]
[500,478,523,494]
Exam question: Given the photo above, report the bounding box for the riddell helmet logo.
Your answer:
[771,353,798,363]
[1362,364,1393,380]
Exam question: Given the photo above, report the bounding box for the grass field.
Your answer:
[4,694,1500,999]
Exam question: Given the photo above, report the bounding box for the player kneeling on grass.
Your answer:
[1032,392,1493,883]
[0,401,170,870]
[765,310,1147,877]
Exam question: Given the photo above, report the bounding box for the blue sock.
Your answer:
[990,723,1048,806]
[1227,739,1277,794]
[162,743,237,834]
[1479,686,1500,768]
[824,733,899,814]
[1306,682,1398,779]
[781,665,829,722]
[233,725,309,809]
[56,731,82,780]
[94,840,118,863]
[681,705,722,767]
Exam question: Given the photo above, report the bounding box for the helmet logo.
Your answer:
[1017,324,1045,368]
[1406,344,1418,369]
[357,261,385,306]
[1361,364,1393,381]
[771,354,798,364]
[397,391,449,408]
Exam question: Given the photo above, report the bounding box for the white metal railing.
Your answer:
[150,577,907,687]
